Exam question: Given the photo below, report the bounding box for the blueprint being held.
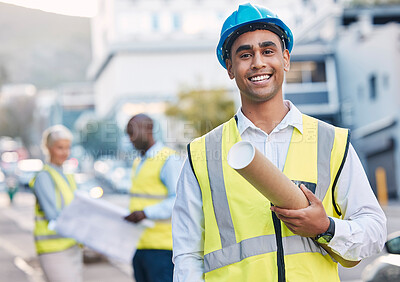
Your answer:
[54,190,154,264]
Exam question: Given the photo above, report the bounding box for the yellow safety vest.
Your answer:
[129,147,176,250]
[30,164,77,254]
[189,115,350,282]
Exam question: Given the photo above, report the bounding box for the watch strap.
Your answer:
[315,217,335,243]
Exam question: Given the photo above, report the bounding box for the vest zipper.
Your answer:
[272,206,286,282]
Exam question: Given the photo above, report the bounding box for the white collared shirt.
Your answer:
[172,101,386,282]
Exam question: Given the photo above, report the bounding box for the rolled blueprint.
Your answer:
[227,141,309,209]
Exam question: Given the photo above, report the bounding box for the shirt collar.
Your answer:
[236,100,303,135]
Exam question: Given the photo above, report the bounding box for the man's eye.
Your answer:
[264,50,273,55]
[240,53,251,58]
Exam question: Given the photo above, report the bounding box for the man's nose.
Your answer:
[251,52,266,69]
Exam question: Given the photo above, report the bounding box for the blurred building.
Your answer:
[88,0,226,122]
[282,2,343,125]
[287,3,400,199]
[57,82,95,131]
[336,5,400,199]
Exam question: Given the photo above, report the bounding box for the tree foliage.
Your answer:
[165,88,236,137]
[0,94,35,150]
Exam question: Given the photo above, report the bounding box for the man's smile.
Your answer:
[248,74,272,82]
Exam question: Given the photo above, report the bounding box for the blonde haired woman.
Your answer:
[30,125,82,282]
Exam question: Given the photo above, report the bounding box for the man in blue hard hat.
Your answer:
[172,3,386,281]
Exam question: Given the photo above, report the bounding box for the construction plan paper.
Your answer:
[55,190,154,264]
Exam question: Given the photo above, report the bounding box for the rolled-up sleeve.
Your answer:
[328,144,387,260]
[172,158,205,282]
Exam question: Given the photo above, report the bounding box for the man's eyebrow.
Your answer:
[259,41,277,48]
[235,44,252,54]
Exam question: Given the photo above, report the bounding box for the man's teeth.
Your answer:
[250,75,270,82]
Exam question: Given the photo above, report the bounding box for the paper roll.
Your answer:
[227,141,309,209]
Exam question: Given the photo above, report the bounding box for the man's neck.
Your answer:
[140,139,156,157]
[241,96,289,134]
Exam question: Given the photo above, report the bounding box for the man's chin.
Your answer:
[246,92,278,103]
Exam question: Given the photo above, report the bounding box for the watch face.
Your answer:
[316,234,333,244]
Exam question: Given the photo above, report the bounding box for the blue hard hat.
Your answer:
[216,3,294,69]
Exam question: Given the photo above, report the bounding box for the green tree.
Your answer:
[0,93,35,150]
[165,88,236,137]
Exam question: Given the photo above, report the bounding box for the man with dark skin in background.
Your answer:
[124,114,182,282]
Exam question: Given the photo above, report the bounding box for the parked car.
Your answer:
[362,231,400,282]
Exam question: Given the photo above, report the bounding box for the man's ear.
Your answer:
[226,59,235,80]
[283,49,290,72]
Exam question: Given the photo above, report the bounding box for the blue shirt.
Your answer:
[134,142,183,220]
[33,163,70,221]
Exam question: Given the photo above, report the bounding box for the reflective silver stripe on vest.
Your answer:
[59,190,65,209]
[129,193,168,199]
[205,125,236,248]
[35,234,64,241]
[204,235,327,272]
[203,120,336,272]
[35,215,47,221]
[205,234,276,272]
[282,235,327,256]
[315,121,335,201]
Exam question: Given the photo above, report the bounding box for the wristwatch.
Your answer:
[315,217,335,244]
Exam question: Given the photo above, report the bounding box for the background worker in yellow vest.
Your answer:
[124,114,182,282]
[30,125,82,282]
[172,3,387,281]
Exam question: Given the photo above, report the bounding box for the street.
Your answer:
[0,190,132,282]
[1,190,399,282]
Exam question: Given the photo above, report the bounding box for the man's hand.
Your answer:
[271,185,360,267]
[270,184,330,238]
[124,210,146,223]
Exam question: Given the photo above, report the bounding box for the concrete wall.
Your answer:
[336,23,400,198]
[336,23,400,129]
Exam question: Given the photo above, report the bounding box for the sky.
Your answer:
[0,0,98,17]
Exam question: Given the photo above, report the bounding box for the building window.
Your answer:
[383,74,389,90]
[286,61,326,84]
[369,74,377,100]
[152,14,159,31]
[173,13,181,30]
